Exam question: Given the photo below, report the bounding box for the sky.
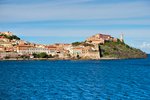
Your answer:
[0,0,150,53]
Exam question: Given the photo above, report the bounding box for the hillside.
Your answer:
[0,32,147,60]
[99,40,147,59]
[0,34,20,40]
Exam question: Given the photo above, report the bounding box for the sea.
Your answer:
[0,55,150,100]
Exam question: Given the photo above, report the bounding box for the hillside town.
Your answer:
[0,31,124,60]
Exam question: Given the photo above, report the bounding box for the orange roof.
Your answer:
[18,45,33,47]
[0,36,5,38]
[73,47,83,50]
[91,39,103,41]
[46,46,57,48]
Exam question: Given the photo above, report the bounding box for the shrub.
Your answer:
[0,34,20,40]
[32,52,48,58]
[4,56,10,59]
[38,52,48,58]
[72,42,82,46]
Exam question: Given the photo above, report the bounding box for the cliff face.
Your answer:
[99,41,147,59]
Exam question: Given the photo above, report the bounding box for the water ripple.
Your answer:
[0,58,150,99]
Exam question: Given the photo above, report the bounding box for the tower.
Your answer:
[120,34,124,42]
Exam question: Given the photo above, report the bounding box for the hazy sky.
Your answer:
[0,0,150,53]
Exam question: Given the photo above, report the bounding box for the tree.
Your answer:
[20,55,29,59]
[48,54,53,58]
[32,53,39,58]
[72,42,82,46]
[4,56,10,59]
[76,54,81,59]
[38,52,48,58]
[0,34,20,40]
[11,35,20,40]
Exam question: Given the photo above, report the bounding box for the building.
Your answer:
[27,48,54,55]
[0,52,19,58]
[0,31,13,36]
[46,45,58,54]
[0,42,13,47]
[0,36,10,42]
[0,46,5,52]
[70,46,100,59]
[17,45,57,55]
[86,34,113,44]
[82,46,100,59]
[18,40,26,45]
[120,34,124,42]
[5,47,14,52]
[17,45,34,54]
[72,47,83,55]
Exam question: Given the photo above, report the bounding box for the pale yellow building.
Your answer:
[86,33,112,44]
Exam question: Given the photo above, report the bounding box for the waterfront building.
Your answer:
[27,48,55,55]
[72,47,83,55]
[81,46,100,59]
[17,45,34,54]
[17,45,57,55]
[46,45,57,55]
[0,52,19,58]
[70,46,100,59]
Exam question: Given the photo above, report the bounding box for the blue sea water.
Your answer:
[0,56,150,100]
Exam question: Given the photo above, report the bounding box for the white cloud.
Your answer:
[0,1,150,22]
[140,42,150,49]
[138,42,150,53]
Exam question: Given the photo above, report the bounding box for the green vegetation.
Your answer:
[20,55,30,59]
[82,42,94,47]
[4,56,10,59]
[0,34,20,40]
[72,42,82,46]
[32,53,53,58]
[76,54,81,59]
[99,41,147,59]
[72,41,94,47]
[38,52,48,58]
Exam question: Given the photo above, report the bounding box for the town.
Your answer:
[0,31,124,60]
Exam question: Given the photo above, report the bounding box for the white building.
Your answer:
[17,47,57,55]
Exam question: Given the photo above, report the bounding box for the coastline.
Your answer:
[0,56,147,61]
[0,32,147,61]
